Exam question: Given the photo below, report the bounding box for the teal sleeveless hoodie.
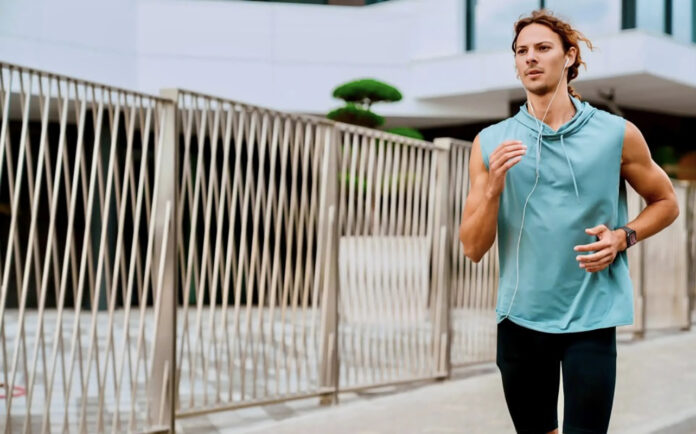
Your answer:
[479,95,634,333]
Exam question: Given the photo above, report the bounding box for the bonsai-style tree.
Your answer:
[327,78,401,128]
[327,78,423,140]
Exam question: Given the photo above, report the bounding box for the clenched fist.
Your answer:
[486,140,527,198]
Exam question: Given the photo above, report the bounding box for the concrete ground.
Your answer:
[177,325,696,434]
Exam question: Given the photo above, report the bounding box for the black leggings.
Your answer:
[496,318,617,434]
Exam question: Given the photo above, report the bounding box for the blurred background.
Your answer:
[1,0,695,175]
[0,1,694,433]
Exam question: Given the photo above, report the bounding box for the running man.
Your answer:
[458,10,680,434]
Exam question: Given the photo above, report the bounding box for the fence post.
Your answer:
[677,180,693,331]
[147,89,178,431]
[626,183,646,338]
[432,138,452,379]
[687,182,696,326]
[318,122,340,405]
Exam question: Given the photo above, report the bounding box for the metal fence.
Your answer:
[0,62,175,433]
[625,180,696,333]
[335,124,450,389]
[172,91,452,418]
[1,60,694,432]
[438,138,499,367]
[172,89,337,416]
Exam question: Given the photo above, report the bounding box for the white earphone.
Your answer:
[504,53,573,320]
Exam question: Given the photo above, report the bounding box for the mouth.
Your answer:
[526,70,543,78]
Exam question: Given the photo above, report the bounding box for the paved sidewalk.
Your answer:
[178,326,696,434]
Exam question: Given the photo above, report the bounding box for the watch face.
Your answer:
[628,231,637,246]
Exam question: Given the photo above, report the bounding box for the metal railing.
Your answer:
[0,62,175,433]
[334,124,450,389]
[0,60,694,432]
[438,138,498,367]
[172,89,336,416]
[626,180,696,333]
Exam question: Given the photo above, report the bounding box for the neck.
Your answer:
[526,88,576,130]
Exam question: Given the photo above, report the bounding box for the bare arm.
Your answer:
[617,121,680,243]
[574,121,679,272]
[459,135,526,262]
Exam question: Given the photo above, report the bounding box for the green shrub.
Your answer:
[332,79,402,108]
[327,103,384,128]
[386,127,424,140]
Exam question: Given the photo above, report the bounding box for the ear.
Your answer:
[565,47,578,67]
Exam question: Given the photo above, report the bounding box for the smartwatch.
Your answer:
[618,225,637,250]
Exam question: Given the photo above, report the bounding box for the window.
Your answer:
[622,0,695,42]
[672,0,695,43]
[468,0,539,52]
[545,0,621,39]
[636,0,665,34]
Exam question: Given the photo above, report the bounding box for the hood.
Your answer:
[512,95,597,202]
[513,95,597,139]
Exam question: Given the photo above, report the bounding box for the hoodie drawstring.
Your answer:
[559,134,580,200]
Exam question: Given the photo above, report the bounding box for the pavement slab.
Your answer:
[177,326,696,434]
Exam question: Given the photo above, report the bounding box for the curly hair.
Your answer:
[512,9,594,99]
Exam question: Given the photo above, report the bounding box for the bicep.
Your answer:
[621,121,675,204]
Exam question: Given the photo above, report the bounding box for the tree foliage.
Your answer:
[332,79,402,110]
[386,127,424,140]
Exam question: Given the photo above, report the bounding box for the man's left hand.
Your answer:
[573,224,626,273]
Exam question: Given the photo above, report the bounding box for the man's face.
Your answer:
[514,23,571,96]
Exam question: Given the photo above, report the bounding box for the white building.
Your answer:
[1,0,695,151]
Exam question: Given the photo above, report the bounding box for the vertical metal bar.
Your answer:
[636,183,647,338]
[431,139,452,378]
[150,89,179,432]
[203,106,234,404]
[686,182,695,323]
[111,104,154,433]
[42,81,88,434]
[24,75,70,432]
[0,71,34,432]
[318,124,339,404]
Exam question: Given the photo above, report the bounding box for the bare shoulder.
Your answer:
[469,133,486,176]
[620,120,675,204]
[621,120,651,166]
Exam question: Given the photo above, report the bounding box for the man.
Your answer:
[458,10,680,434]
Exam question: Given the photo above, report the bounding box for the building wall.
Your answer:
[0,0,138,89]
[0,0,694,124]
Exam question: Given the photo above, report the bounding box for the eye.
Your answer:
[539,46,550,51]
[516,49,527,55]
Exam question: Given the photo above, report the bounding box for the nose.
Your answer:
[525,48,538,64]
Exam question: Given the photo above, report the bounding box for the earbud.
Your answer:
[564,57,570,68]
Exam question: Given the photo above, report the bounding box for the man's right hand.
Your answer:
[486,140,527,198]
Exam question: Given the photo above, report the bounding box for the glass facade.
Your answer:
[625,0,696,43]
[466,0,695,52]
[243,0,392,4]
[673,0,695,43]
[545,0,621,39]
[241,0,693,45]
[635,0,665,34]
[469,0,539,52]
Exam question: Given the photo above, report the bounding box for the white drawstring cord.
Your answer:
[560,135,580,200]
[502,60,569,320]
